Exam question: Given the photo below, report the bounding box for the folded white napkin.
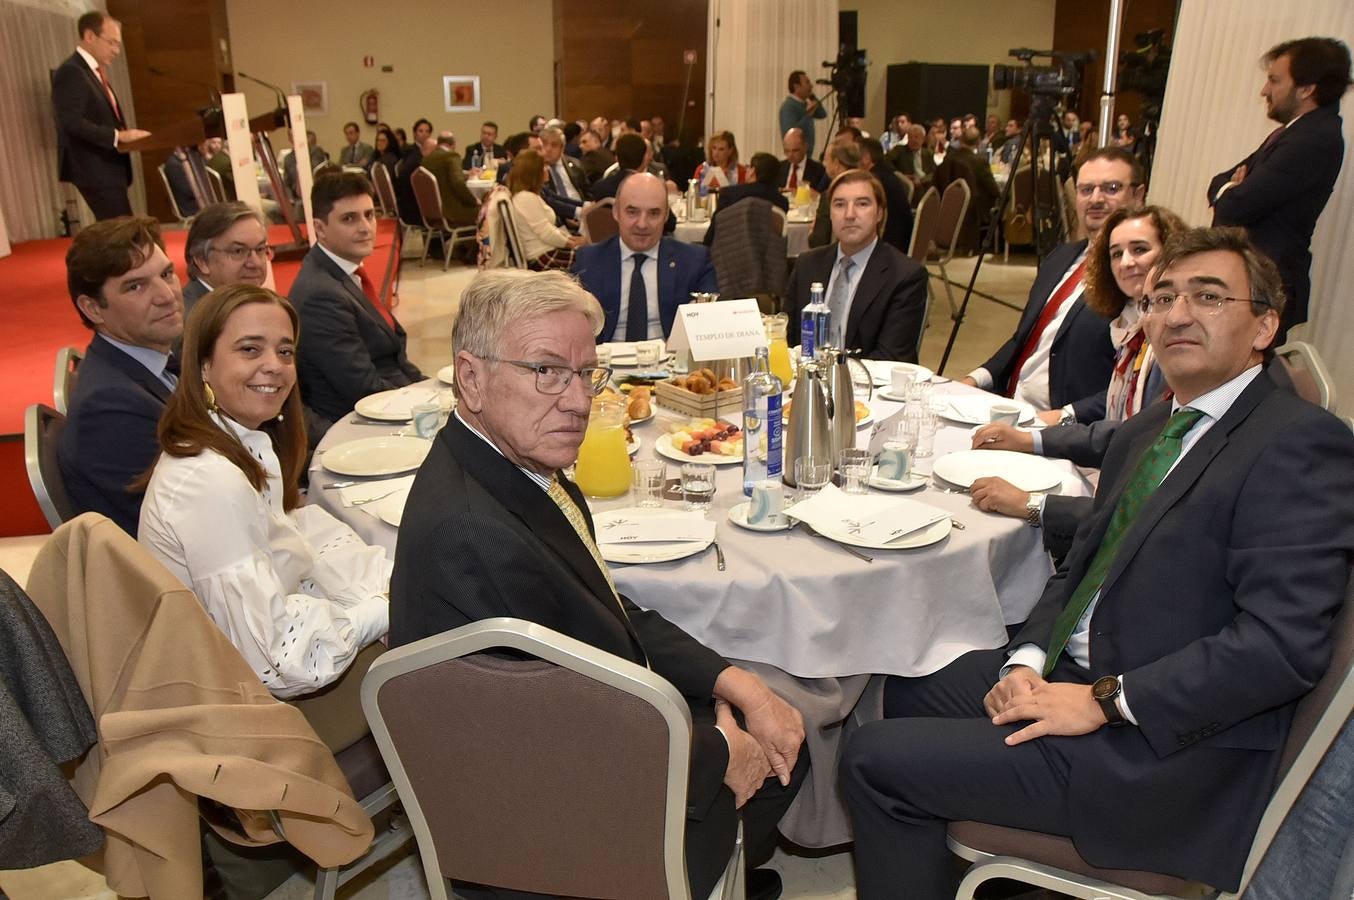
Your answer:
[338,475,415,507]
[594,511,716,545]
[785,483,948,544]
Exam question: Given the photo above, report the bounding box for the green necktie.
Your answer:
[1042,408,1205,675]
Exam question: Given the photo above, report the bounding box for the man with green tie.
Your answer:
[842,226,1354,899]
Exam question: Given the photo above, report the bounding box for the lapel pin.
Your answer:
[668,260,676,269]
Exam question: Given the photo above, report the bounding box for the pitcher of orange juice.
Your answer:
[763,313,793,386]
[574,399,632,497]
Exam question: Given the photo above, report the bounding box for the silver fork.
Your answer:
[348,488,403,506]
[796,521,874,563]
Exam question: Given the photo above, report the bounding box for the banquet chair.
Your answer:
[361,617,744,900]
[1003,166,1034,262]
[370,162,399,218]
[495,198,530,269]
[156,164,191,227]
[581,197,618,244]
[929,179,971,319]
[907,187,940,266]
[410,167,477,271]
[204,167,227,204]
[53,345,83,414]
[771,205,787,235]
[24,403,74,530]
[1273,341,1337,413]
[946,575,1354,900]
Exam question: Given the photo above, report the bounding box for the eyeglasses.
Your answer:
[1074,181,1136,198]
[486,358,614,395]
[1138,290,1259,316]
[210,243,274,263]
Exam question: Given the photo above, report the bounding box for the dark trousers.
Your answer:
[74,181,132,220]
[841,649,1092,900]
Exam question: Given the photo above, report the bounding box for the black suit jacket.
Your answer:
[390,418,731,818]
[1009,373,1354,889]
[978,240,1114,422]
[51,52,128,192]
[777,158,826,191]
[461,142,505,169]
[783,241,928,363]
[56,335,170,536]
[289,246,422,426]
[1208,104,1345,328]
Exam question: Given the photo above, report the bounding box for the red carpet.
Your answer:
[0,219,399,537]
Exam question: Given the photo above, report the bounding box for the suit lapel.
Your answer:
[844,244,889,349]
[312,249,400,341]
[77,55,123,125]
[90,335,172,403]
[657,241,678,310]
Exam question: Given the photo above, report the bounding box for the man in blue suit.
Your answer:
[570,174,717,342]
[58,216,184,535]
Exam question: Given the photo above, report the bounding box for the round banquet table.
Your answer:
[465,178,495,200]
[672,215,813,258]
[310,372,1091,845]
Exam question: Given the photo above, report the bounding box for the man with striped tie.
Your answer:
[963,147,1145,426]
[842,226,1354,899]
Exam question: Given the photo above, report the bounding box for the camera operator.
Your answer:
[779,71,828,153]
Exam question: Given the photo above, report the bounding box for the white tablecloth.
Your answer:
[465,178,495,200]
[672,217,813,258]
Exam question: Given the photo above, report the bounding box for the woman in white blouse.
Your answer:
[506,149,583,270]
[692,130,748,193]
[139,284,390,699]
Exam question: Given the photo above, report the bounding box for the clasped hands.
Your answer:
[983,665,1107,746]
[714,668,805,807]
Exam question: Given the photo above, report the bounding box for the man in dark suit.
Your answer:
[887,123,937,198]
[539,125,588,224]
[1207,36,1350,339]
[338,121,374,169]
[51,12,150,220]
[391,269,805,900]
[963,147,1143,424]
[778,127,826,193]
[420,132,479,227]
[161,139,215,218]
[576,128,614,187]
[784,170,928,362]
[290,172,422,428]
[703,152,787,248]
[842,226,1354,899]
[859,139,914,255]
[58,217,183,535]
[933,126,1002,252]
[182,202,270,317]
[462,120,504,170]
[570,174,716,343]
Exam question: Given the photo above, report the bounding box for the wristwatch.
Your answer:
[1024,494,1042,528]
[1092,675,1127,726]
[1057,409,1076,426]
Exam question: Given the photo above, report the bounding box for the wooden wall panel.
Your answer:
[1053,0,1177,131]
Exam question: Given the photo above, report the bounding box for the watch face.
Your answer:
[1092,675,1119,700]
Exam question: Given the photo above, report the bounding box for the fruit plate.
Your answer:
[654,433,742,465]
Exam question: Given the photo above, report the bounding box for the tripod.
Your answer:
[814,88,841,163]
[936,95,1069,376]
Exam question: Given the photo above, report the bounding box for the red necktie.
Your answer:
[96,66,121,121]
[356,266,396,330]
[1006,259,1086,397]
[787,164,798,191]
[1259,125,1285,153]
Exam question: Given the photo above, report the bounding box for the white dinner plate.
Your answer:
[436,365,456,385]
[628,409,655,425]
[627,436,641,456]
[654,433,743,466]
[595,508,714,564]
[728,501,792,533]
[862,360,934,387]
[374,487,411,527]
[869,466,929,492]
[937,397,1038,426]
[813,516,952,550]
[354,387,442,422]
[322,436,431,477]
[932,449,1065,493]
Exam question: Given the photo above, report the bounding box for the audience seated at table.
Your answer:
[282,129,329,202]
[779,127,825,194]
[182,201,271,318]
[577,128,613,186]
[58,216,183,536]
[539,125,588,224]
[571,173,715,342]
[858,138,914,255]
[841,225,1354,899]
[368,126,401,176]
[389,269,806,900]
[932,125,1001,252]
[419,131,479,228]
[784,170,927,362]
[290,171,422,429]
[495,131,542,186]
[692,129,748,192]
[338,120,374,169]
[393,134,429,226]
[703,151,787,248]
[886,123,936,198]
[808,141,862,249]
[161,137,218,218]
[505,149,584,271]
[138,284,390,699]
[462,120,504,170]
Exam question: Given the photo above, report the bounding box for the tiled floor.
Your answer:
[0,247,1040,900]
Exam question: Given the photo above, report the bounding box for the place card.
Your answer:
[594,510,716,544]
[666,298,766,362]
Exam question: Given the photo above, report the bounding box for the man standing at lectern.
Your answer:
[52,12,150,220]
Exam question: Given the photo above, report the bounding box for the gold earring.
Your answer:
[204,382,218,411]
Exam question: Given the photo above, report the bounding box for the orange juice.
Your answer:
[764,314,793,385]
[575,401,631,497]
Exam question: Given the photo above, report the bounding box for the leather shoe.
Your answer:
[747,867,783,900]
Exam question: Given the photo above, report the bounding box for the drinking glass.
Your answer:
[635,341,662,368]
[680,462,716,512]
[793,457,832,500]
[411,401,441,439]
[910,406,938,458]
[631,458,666,508]
[838,448,872,494]
[595,344,612,368]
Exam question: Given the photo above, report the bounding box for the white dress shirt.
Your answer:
[318,242,363,288]
[823,239,877,348]
[551,160,581,201]
[783,159,807,189]
[138,414,390,698]
[613,240,661,339]
[1004,364,1265,723]
[101,334,175,390]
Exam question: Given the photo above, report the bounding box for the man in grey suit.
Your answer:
[181,202,270,318]
[290,172,422,429]
[339,121,375,168]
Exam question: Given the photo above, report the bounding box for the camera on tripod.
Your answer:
[992,47,1092,98]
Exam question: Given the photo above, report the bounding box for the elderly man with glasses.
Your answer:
[843,225,1354,899]
[390,269,806,900]
[964,147,1145,426]
[181,201,272,318]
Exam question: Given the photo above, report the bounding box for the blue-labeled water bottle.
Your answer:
[743,345,784,496]
[801,281,826,362]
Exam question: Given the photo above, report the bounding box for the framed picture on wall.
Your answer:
[290,81,329,116]
[443,76,481,113]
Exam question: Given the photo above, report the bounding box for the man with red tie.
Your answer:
[778,127,826,194]
[290,171,422,430]
[963,147,1144,425]
[51,12,151,220]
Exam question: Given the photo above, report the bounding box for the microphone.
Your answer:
[235,71,289,128]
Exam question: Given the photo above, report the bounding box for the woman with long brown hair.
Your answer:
[506,148,584,270]
[692,130,749,191]
[138,284,390,698]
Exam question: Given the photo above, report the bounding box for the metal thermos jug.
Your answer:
[783,359,833,487]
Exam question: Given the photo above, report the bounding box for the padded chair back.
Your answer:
[203,167,227,203]
[709,197,787,300]
[24,403,74,530]
[410,166,446,230]
[770,205,787,235]
[157,164,187,223]
[371,163,400,218]
[899,176,915,207]
[933,179,971,256]
[1274,341,1337,412]
[53,346,83,415]
[495,197,529,269]
[363,618,699,900]
[908,187,941,265]
[582,198,618,244]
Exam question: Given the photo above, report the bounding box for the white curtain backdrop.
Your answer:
[707,0,839,163]
[1148,0,1354,411]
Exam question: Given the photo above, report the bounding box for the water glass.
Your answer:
[636,341,663,368]
[411,401,441,439]
[838,448,872,494]
[793,457,832,500]
[631,458,666,508]
[910,407,938,458]
[595,344,612,368]
[681,462,716,512]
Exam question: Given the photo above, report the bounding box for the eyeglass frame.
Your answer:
[478,356,615,396]
[1073,180,1139,199]
[1137,290,1266,317]
[208,242,275,263]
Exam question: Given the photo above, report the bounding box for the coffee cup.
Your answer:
[989,403,1023,426]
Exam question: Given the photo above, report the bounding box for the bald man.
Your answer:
[779,127,827,193]
[570,173,716,342]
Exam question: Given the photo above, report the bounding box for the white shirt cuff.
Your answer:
[1116,675,1138,725]
[1214,180,1236,203]
[1030,430,1044,454]
[1061,404,1076,421]
[1001,644,1046,679]
[969,367,994,390]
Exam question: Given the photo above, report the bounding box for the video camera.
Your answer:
[992,48,1093,98]
[818,48,868,98]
